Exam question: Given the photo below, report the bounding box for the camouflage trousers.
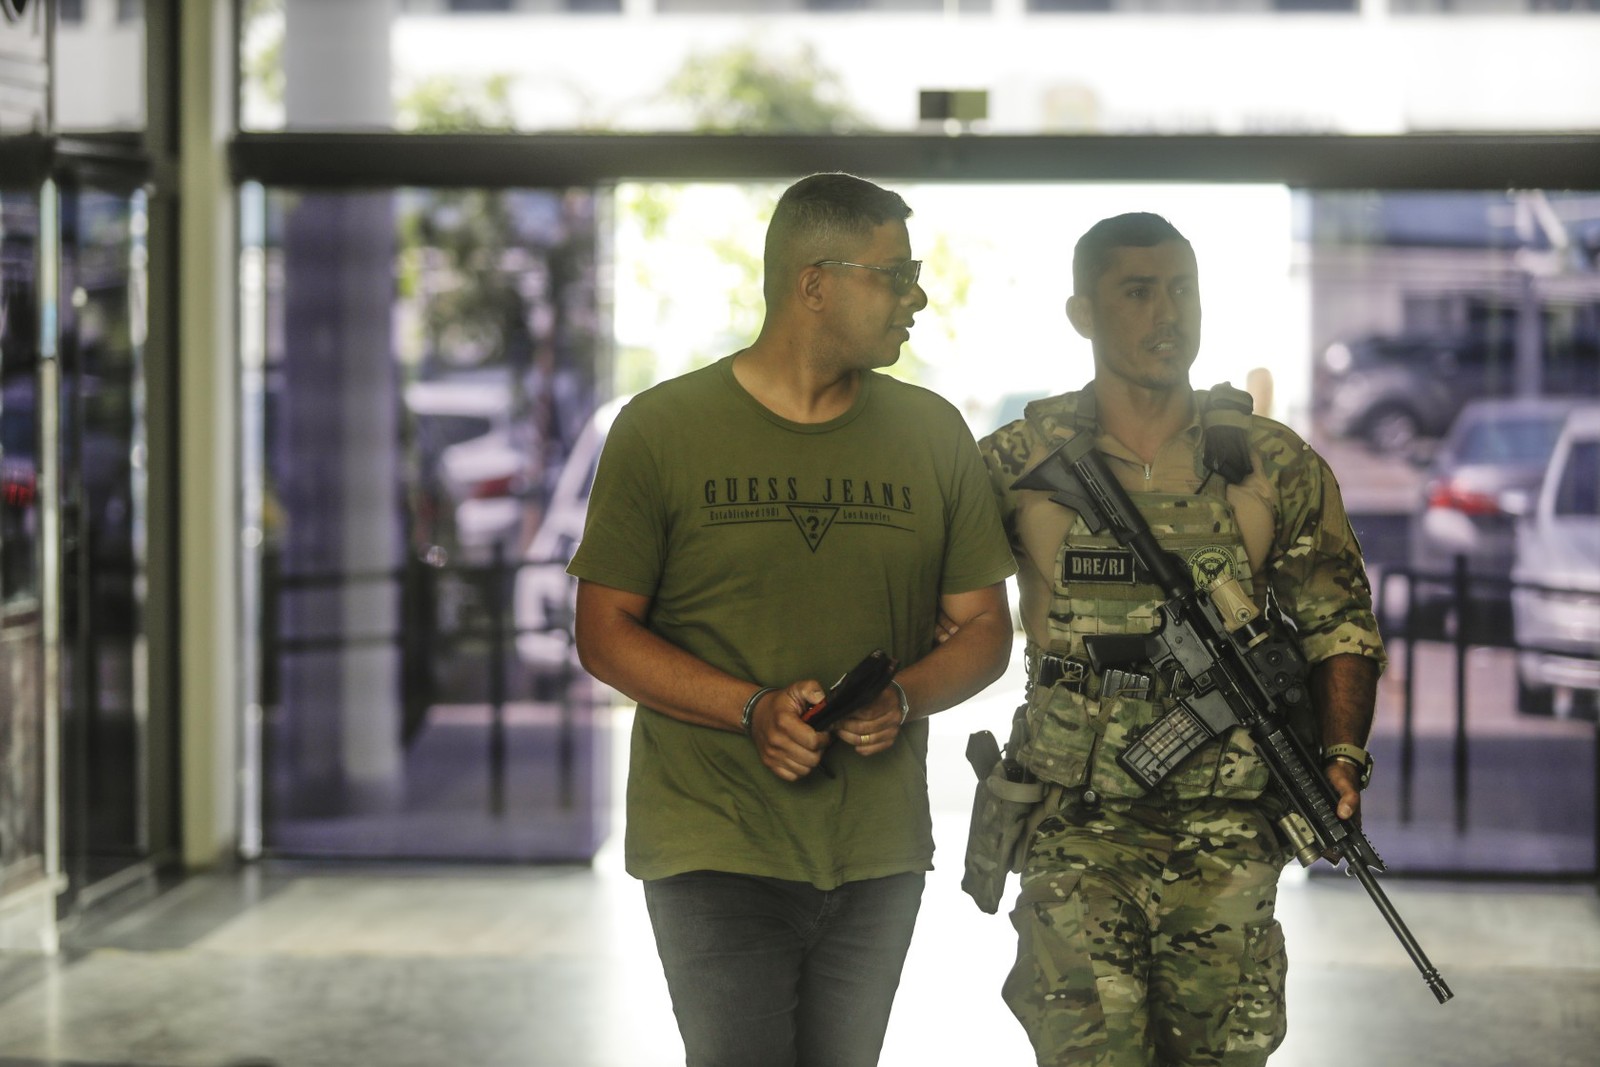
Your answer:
[1002,794,1290,1067]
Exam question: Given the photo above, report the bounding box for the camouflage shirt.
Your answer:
[979,388,1386,673]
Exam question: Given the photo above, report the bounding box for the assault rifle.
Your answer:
[1014,434,1453,1005]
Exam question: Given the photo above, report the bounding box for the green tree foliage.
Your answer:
[398,73,518,133]
[664,41,873,134]
[399,192,524,371]
[241,0,285,115]
[395,74,525,370]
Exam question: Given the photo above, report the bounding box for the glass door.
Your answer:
[244,184,612,861]
[0,179,50,931]
[54,171,152,917]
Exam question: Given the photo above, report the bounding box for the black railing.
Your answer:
[261,542,586,818]
[1376,554,1599,878]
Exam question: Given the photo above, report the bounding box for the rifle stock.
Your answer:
[1014,435,1453,1005]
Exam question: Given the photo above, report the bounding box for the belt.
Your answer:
[1029,648,1161,701]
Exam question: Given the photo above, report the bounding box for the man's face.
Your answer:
[815,220,928,371]
[1071,240,1201,392]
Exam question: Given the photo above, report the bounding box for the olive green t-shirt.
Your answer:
[568,356,1016,888]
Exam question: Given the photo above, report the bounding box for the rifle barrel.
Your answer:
[1347,859,1455,1004]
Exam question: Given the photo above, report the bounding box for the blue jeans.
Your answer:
[642,869,926,1067]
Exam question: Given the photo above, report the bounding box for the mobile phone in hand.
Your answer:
[800,649,899,732]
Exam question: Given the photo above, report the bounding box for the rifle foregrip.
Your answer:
[1262,729,1347,840]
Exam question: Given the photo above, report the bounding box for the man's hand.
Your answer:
[834,685,906,758]
[1326,760,1363,822]
[748,684,831,782]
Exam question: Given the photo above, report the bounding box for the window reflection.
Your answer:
[1308,191,1600,456]
[0,194,41,614]
[0,188,46,899]
[57,183,151,892]
[237,173,1599,874]
[53,0,146,131]
[244,0,1598,134]
[249,185,610,860]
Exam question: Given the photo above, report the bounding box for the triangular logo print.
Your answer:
[787,504,840,552]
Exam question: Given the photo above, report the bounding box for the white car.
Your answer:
[1511,404,1600,719]
[405,374,536,562]
[513,395,628,673]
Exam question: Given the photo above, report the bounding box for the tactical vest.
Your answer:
[1013,385,1273,801]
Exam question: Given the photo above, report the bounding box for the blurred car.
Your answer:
[405,373,535,563]
[1319,331,1600,453]
[1511,404,1600,719]
[1320,334,1473,452]
[1403,397,1582,633]
[513,395,627,675]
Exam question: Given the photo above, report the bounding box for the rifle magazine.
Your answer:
[1117,702,1216,791]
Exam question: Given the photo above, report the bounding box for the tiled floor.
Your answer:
[1,648,1596,1067]
[0,846,1595,1066]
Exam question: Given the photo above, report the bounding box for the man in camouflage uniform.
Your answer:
[976,212,1385,1066]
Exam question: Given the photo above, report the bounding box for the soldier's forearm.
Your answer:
[1312,653,1379,749]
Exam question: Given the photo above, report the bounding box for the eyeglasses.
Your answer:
[812,259,923,296]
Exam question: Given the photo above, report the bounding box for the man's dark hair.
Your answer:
[764,173,912,304]
[1072,212,1191,297]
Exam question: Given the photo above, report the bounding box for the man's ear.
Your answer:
[1065,294,1094,340]
[798,264,828,311]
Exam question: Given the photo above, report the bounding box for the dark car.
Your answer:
[1320,330,1600,453]
[1403,397,1583,634]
